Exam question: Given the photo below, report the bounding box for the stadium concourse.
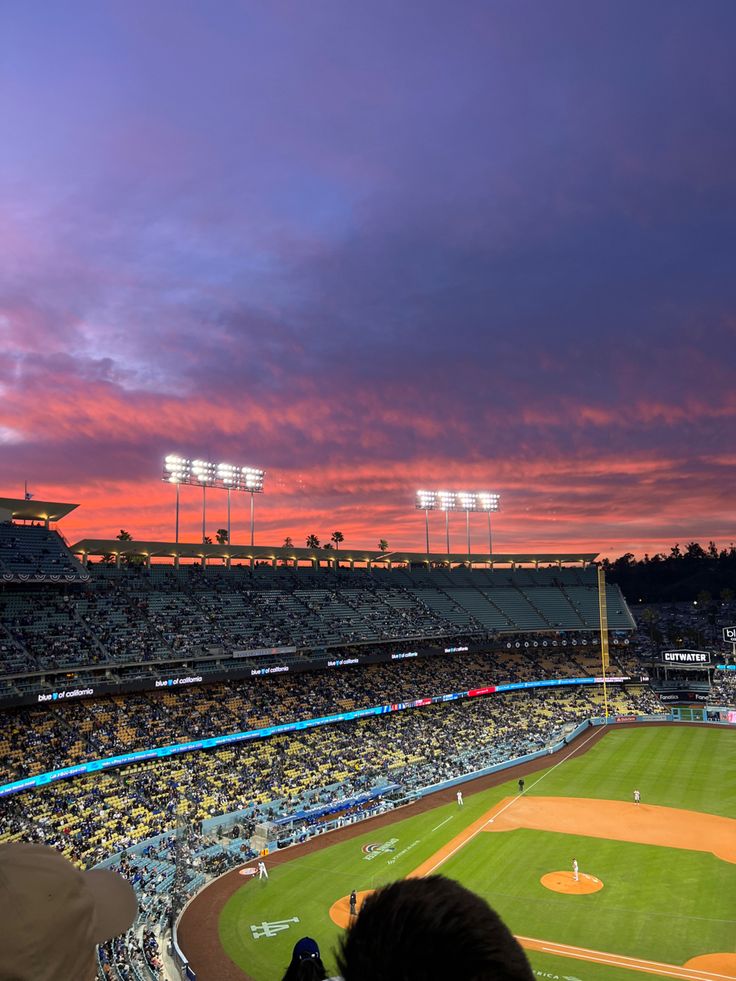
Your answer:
[0,503,730,981]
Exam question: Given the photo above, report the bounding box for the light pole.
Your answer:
[439,492,455,555]
[416,491,435,553]
[192,460,216,544]
[477,493,500,561]
[163,457,265,547]
[458,493,475,556]
[243,468,264,546]
[415,490,501,562]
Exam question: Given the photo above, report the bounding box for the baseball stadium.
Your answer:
[0,494,734,981]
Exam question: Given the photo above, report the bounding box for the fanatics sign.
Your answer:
[662,649,711,665]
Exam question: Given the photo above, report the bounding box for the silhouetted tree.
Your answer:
[331,531,344,550]
[378,539,389,552]
[216,528,228,544]
[605,541,736,602]
[306,535,320,549]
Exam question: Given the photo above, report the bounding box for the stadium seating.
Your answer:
[0,522,88,581]
[0,562,635,684]
[0,683,664,871]
[0,648,639,783]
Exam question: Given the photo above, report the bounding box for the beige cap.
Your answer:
[0,842,138,981]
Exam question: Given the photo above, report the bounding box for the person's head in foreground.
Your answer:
[0,841,138,981]
[337,876,534,981]
[282,936,328,981]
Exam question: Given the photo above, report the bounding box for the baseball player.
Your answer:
[572,859,579,882]
[633,789,640,806]
[258,860,269,880]
[349,889,357,916]
[456,790,464,807]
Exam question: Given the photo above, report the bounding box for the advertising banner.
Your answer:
[658,690,709,703]
[661,650,711,665]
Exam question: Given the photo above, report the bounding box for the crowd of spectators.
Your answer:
[630,599,736,659]
[710,669,736,703]
[0,681,663,870]
[0,522,88,580]
[0,560,634,681]
[0,647,638,783]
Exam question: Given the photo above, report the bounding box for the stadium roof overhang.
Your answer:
[70,538,598,567]
[0,496,79,524]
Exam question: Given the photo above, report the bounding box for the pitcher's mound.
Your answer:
[329,890,375,929]
[684,953,736,975]
[541,871,603,894]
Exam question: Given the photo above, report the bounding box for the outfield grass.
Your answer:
[218,725,736,980]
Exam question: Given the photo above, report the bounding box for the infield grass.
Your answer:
[218,725,736,980]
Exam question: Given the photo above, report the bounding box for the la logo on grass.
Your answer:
[250,918,300,939]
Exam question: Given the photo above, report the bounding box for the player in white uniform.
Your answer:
[258,860,269,879]
[572,859,579,881]
[634,789,640,805]
[456,790,464,807]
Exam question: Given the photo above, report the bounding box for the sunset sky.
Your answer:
[2,1,735,558]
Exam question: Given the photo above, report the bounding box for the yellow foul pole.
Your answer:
[597,565,610,719]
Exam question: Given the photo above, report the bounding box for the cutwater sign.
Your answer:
[661,650,711,664]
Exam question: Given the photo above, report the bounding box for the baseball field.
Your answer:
[179,724,736,981]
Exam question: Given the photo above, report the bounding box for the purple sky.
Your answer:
[1,0,735,556]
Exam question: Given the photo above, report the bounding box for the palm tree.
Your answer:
[114,529,144,565]
[306,534,320,549]
[378,539,389,552]
[216,528,228,544]
[283,536,294,548]
[331,531,344,550]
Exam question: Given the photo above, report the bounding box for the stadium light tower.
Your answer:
[163,456,265,545]
[438,491,455,553]
[477,492,501,560]
[416,490,437,552]
[457,492,475,555]
[415,489,501,557]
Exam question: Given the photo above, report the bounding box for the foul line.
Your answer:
[420,727,600,877]
[430,816,454,833]
[407,729,736,981]
[521,937,734,981]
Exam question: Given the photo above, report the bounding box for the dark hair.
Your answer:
[337,876,534,981]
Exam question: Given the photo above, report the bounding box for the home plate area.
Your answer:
[540,870,603,894]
